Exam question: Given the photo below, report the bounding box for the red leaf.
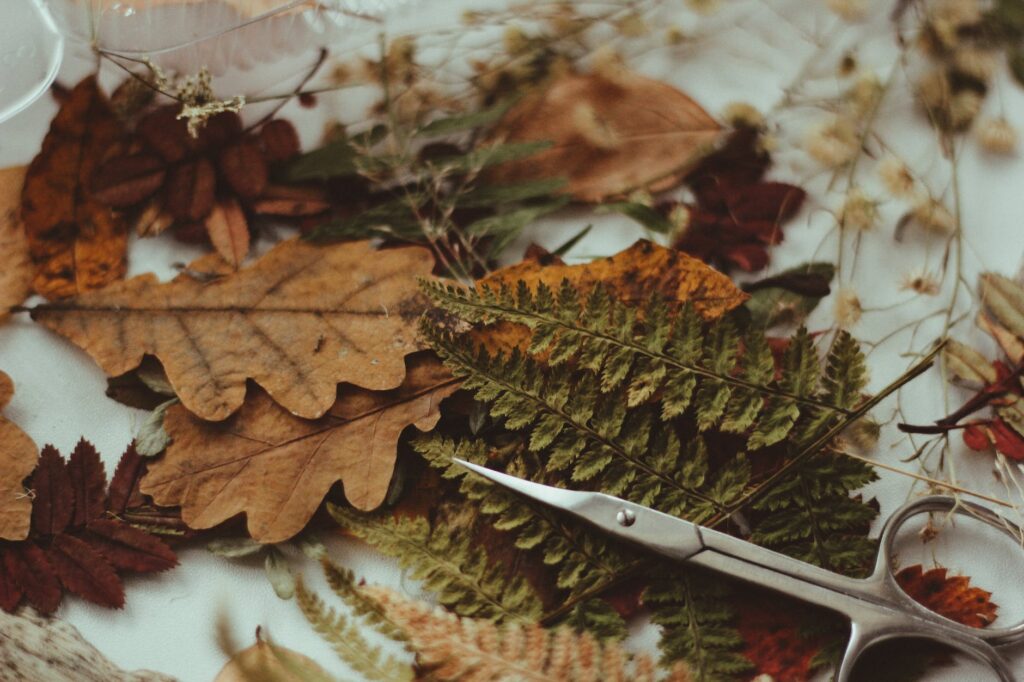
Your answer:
[218,139,268,199]
[47,533,124,609]
[30,445,74,537]
[166,158,216,221]
[989,418,1024,461]
[259,120,300,163]
[963,422,991,451]
[896,565,997,628]
[67,439,107,527]
[136,106,192,163]
[0,552,23,612]
[734,590,832,681]
[85,519,177,573]
[4,544,61,614]
[91,153,166,207]
[108,444,146,515]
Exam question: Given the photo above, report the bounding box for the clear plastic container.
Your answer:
[0,0,63,123]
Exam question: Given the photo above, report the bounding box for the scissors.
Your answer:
[455,459,1024,681]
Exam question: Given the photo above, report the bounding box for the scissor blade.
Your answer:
[454,459,706,562]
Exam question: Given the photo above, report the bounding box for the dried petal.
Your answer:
[205,197,250,268]
[166,158,216,221]
[91,153,166,207]
[259,120,300,163]
[218,139,268,200]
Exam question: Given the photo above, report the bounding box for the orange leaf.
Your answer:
[896,564,998,628]
[474,240,746,355]
[0,167,33,322]
[141,353,460,542]
[0,372,38,541]
[28,238,435,421]
[485,72,722,202]
[20,77,128,299]
[205,197,250,268]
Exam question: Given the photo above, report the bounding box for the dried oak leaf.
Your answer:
[471,240,747,355]
[20,77,128,299]
[28,238,434,421]
[485,72,723,202]
[0,440,177,614]
[0,372,38,541]
[0,167,33,321]
[670,129,807,273]
[896,565,997,628]
[141,352,459,542]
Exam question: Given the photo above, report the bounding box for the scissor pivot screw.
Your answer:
[616,509,636,527]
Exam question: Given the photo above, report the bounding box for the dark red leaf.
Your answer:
[218,139,268,199]
[30,445,73,537]
[136,106,192,163]
[197,111,243,149]
[166,158,216,221]
[896,565,997,628]
[0,550,23,612]
[4,544,61,614]
[259,120,300,163]
[91,153,166,207]
[963,422,991,451]
[47,533,124,609]
[728,182,806,225]
[108,444,146,515]
[734,589,833,682]
[85,519,177,572]
[989,418,1024,461]
[67,439,107,527]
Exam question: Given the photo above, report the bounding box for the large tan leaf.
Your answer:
[0,167,33,322]
[486,72,723,202]
[0,372,38,541]
[21,77,128,299]
[142,353,459,542]
[29,239,434,421]
[213,639,333,682]
[0,607,176,682]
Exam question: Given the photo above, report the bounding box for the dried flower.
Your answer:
[178,96,245,138]
[503,26,531,55]
[615,13,648,37]
[669,203,692,237]
[952,48,998,83]
[948,90,983,129]
[977,117,1018,155]
[665,26,688,44]
[841,187,878,232]
[911,197,956,234]
[627,189,654,207]
[915,69,952,118]
[900,269,941,295]
[845,72,882,118]
[805,116,859,167]
[828,0,867,21]
[722,102,764,129]
[591,46,628,81]
[834,288,863,327]
[877,156,916,197]
[929,0,983,49]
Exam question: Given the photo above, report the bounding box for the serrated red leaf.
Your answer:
[47,533,124,609]
[0,552,23,611]
[30,445,73,536]
[4,544,61,614]
[85,519,177,573]
[108,443,146,515]
[734,590,832,682]
[91,153,166,207]
[896,565,998,628]
[67,439,107,527]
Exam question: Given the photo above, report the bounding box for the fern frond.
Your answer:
[328,504,543,622]
[361,585,672,682]
[295,577,414,682]
[645,569,752,682]
[321,560,407,642]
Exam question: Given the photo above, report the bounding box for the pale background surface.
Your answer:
[2,1,1024,679]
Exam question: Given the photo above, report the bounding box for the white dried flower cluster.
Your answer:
[929,0,984,50]
[827,0,867,21]
[845,72,883,118]
[900,269,941,296]
[911,197,957,234]
[143,59,246,138]
[834,288,863,328]
[976,117,1018,155]
[669,204,692,237]
[841,187,878,232]
[805,117,859,167]
[877,156,917,197]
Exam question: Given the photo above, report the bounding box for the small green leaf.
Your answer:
[551,225,593,257]
[207,537,264,558]
[432,140,553,172]
[744,262,836,329]
[415,99,516,137]
[284,139,359,182]
[466,199,570,255]
[265,547,296,599]
[459,178,567,208]
[134,398,177,457]
[597,202,672,234]
[306,199,420,241]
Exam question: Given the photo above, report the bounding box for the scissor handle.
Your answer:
[834,495,1024,681]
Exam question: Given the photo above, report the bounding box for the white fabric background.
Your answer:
[2,1,1024,679]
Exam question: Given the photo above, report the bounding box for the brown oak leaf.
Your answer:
[0,372,38,541]
[28,238,435,421]
[20,77,128,299]
[485,71,723,202]
[896,564,998,628]
[0,440,177,614]
[141,352,459,542]
[0,167,33,321]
